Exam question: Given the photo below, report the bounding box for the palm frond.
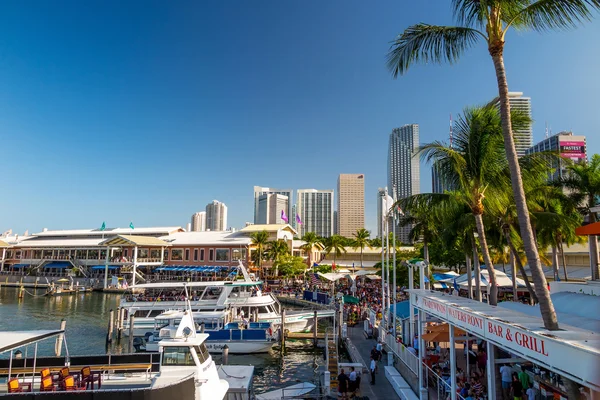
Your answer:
[509,0,600,31]
[387,24,484,77]
[452,0,488,28]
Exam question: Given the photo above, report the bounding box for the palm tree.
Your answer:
[324,234,347,270]
[300,232,322,268]
[559,155,600,280]
[385,0,600,328]
[250,230,269,277]
[267,239,290,276]
[352,228,372,271]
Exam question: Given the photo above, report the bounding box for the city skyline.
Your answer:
[1,2,598,235]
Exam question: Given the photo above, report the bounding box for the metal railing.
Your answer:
[385,334,419,374]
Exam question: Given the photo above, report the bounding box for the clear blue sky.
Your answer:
[1,1,599,235]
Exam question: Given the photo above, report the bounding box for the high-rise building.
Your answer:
[333,211,338,235]
[291,204,298,231]
[190,211,206,232]
[257,193,289,224]
[492,92,532,157]
[526,132,587,181]
[337,174,365,237]
[297,189,334,238]
[253,186,293,224]
[388,124,420,243]
[431,162,457,194]
[205,200,228,231]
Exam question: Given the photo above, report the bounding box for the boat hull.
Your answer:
[145,340,275,354]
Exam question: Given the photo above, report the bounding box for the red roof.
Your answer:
[575,221,600,236]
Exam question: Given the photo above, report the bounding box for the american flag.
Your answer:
[310,273,321,286]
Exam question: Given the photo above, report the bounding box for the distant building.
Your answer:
[190,211,206,232]
[431,161,456,193]
[205,200,228,231]
[333,211,338,235]
[257,193,289,224]
[291,204,298,231]
[253,186,293,224]
[337,174,365,237]
[388,124,420,243]
[492,92,532,157]
[526,132,587,181]
[297,189,334,238]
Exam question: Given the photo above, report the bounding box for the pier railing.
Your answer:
[384,334,419,374]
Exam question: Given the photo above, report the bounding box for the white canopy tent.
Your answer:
[453,269,529,288]
[317,270,371,282]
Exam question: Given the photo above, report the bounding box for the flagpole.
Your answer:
[380,189,386,341]
[385,208,390,329]
[392,189,397,337]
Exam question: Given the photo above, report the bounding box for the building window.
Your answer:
[209,249,214,261]
[151,249,161,259]
[164,249,169,261]
[193,249,198,261]
[89,250,99,259]
[100,249,107,260]
[200,249,205,261]
[138,249,149,259]
[185,249,190,261]
[124,249,128,258]
[171,249,183,261]
[231,248,247,261]
[215,249,229,262]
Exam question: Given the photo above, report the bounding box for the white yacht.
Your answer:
[121,263,333,336]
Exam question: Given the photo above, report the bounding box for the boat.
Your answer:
[0,312,253,399]
[45,278,93,296]
[141,310,277,354]
[256,382,317,399]
[120,262,334,336]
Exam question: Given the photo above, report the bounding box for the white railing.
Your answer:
[385,334,419,374]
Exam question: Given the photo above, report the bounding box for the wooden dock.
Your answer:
[285,332,326,340]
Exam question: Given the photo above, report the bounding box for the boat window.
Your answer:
[195,344,210,364]
[162,346,196,366]
[258,306,270,314]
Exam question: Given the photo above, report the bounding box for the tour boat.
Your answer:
[140,310,277,354]
[120,262,334,336]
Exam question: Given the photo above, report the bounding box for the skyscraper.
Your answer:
[253,186,293,224]
[257,193,289,224]
[297,189,334,238]
[431,162,456,194]
[492,92,532,157]
[205,200,228,231]
[337,174,365,237]
[190,211,206,232]
[388,124,420,243]
[526,131,587,181]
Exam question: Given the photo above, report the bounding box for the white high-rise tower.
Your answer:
[205,200,228,231]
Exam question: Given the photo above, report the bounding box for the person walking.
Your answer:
[338,368,348,399]
[499,364,513,400]
[370,356,376,385]
[348,366,357,396]
[512,372,524,400]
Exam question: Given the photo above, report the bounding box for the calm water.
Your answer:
[0,287,324,393]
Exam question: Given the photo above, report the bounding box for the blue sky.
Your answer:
[1,1,598,235]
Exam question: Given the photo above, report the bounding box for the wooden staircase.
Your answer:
[326,329,339,393]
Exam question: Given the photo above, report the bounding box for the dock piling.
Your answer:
[106,309,114,344]
[200,322,205,333]
[55,319,66,356]
[18,286,24,299]
[222,345,229,365]
[117,308,125,339]
[280,308,286,351]
[313,310,318,347]
[128,315,135,352]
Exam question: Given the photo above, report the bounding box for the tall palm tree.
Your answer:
[560,155,600,280]
[352,228,372,271]
[324,234,347,270]
[300,232,322,268]
[416,105,521,305]
[386,0,600,328]
[250,230,269,277]
[267,239,291,277]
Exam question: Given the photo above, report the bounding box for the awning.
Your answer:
[91,265,119,270]
[0,240,9,248]
[11,264,30,269]
[155,266,230,272]
[0,330,65,353]
[365,275,381,280]
[99,235,170,247]
[44,262,71,269]
[576,221,600,236]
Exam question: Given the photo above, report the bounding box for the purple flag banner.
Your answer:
[295,214,302,224]
[281,210,289,223]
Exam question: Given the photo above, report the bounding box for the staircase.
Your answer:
[69,258,88,277]
[325,328,339,393]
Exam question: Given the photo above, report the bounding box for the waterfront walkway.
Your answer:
[347,325,400,400]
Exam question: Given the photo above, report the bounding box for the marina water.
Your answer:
[0,287,325,393]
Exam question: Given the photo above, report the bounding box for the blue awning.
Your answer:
[391,300,418,320]
[91,265,119,270]
[44,262,71,269]
[11,264,30,269]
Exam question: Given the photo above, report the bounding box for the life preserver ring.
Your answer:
[267,327,273,337]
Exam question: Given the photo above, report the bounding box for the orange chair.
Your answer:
[81,366,102,389]
[59,366,70,380]
[63,375,86,391]
[7,378,32,393]
[40,376,56,392]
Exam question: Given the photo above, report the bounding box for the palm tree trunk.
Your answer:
[551,246,559,281]
[360,247,364,270]
[590,209,600,280]
[424,241,430,290]
[490,50,559,329]
[471,234,482,302]
[465,254,473,299]
[505,233,538,304]
[559,241,569,282]
[510,252,517,301]
[474,213,498,305]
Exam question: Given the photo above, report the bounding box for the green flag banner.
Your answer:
[129,222,134,229]
[100,222,106,231]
